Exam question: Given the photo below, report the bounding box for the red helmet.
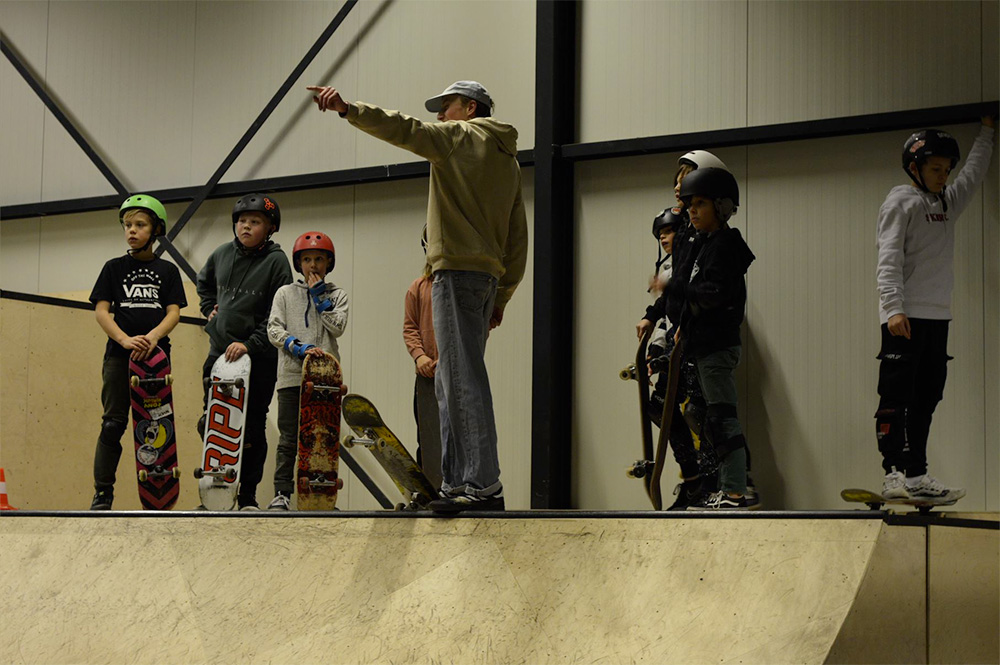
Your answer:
[293,232,336,273]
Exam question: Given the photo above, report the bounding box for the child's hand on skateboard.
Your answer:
[225,342,248,362]
[305,347,325,358]
[129,333,161,361]
[636,319,652,339]
[307,86,349,114]
[120,334,151,358]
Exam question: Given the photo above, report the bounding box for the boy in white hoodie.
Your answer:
[875,116,995,501]
[266,231,349,510]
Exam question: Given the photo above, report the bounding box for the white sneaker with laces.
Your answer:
[267,493,291,511]
[882,470,908,499]
[905,474,965,500]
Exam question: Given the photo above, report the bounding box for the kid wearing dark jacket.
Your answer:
[196,193,292,509]
[650,167,755,510]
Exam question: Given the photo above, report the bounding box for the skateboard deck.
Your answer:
[621,327,655,497]
[841,488,961,514]
[195,355,251,510]
[648,337,683,511]
[297,352,346,510]
[129,347,180,510]
[342,393,437,509]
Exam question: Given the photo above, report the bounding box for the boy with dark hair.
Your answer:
[307,80,528,513]
[196,193,292,510]
[89,195,187,509]
[875,117,995,500]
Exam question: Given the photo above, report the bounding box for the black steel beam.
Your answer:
[562,101,999,162]
[0,289,207,327]
[1,33,129,198]
[531,0,577,509]
[1,153,535,221]
[159,0,359,251]
[5,100,993,223]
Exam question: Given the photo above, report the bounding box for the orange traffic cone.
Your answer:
[0,468,17,510]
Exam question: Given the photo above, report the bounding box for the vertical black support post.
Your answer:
[531,0,577,508]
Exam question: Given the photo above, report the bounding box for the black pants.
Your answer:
[202,352,278,506]
[875,319,950,476]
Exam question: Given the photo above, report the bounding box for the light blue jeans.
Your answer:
[432,270,502,498]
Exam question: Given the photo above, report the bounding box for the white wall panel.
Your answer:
[351,0,535,167]
[0,216,41,292]
[197,1,363,183]
[39,2,197,199]
[573,148,748,510]
[981,132,999,511]
[748,1,982,125]
[985,0,999,102]
[0,1,48,207]
[578,0,748,143]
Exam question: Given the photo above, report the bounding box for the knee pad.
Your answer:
[875,407,908,456]
[704,403,738,446]
[681,397,705,438]
[715,433,746,459]
[99,418,128,447]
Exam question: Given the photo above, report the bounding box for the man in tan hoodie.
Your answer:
[308,81,528,513]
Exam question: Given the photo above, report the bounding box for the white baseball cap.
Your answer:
[424,80,494,115]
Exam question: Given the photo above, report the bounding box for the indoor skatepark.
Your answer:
[2,0,999,663]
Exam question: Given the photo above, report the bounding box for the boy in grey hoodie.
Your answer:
[875,116,995,501]
[196,193,293,509]
[265,231,349,510]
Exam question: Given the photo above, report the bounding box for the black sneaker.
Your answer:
[667,478,701,511]
[428,491,505,515]
[90,488,114,510]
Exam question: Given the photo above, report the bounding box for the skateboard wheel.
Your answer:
[172,467,181,479]
[224,467,237,482]
[340,384,348,394]
[193,467,204,479]
[619,365,635,381]
[394,503,406,511]
[376,438,387,449]
[138,469,148,482]
[234,378,245,389]
[342,436,355,449]
[336,478,344,490]
[130,376,140,387]
[164,374,173,386]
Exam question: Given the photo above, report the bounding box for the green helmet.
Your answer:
[119,194,167,235]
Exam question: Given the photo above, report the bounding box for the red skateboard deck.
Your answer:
[297,352,346,510]
[128,347,180,510]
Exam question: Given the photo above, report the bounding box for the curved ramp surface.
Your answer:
[1,515,884,664]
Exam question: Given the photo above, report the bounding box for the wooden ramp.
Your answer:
[0,513,995,664]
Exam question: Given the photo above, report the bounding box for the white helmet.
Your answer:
[678,150,730,173]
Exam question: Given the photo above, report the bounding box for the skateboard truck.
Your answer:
[303,381,348,399]
[342,434,387,451]
[131,374,173,388]
[193,466,238,482]
[626,459,654,479]
[204,376,245,396]
[138,466,182,482]
[619,363,637,382]
[307,475,344,490]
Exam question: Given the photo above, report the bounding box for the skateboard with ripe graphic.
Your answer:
[297,352,347,510]
[194,355,250,510]
[129,346,180,510]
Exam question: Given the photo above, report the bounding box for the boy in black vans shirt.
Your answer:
[89,195,187,510]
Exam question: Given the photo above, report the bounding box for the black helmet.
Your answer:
[678,167,739,205]
[902,129,960,190]
[232,193,281,231]
[651,207,685,239]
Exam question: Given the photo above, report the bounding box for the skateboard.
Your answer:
[341,393,437,509]
[129,347,180,510]
[194,355,251,510]
[648,337,683,511]
[620,327,655,496]
[841,488,961,514]
[297,352,347,510]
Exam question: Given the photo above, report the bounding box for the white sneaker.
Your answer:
[267,493,291,511]
[882,470,909,499]
[905,474,965,501]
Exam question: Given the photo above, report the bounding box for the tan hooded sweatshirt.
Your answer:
[346,102,528,310]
